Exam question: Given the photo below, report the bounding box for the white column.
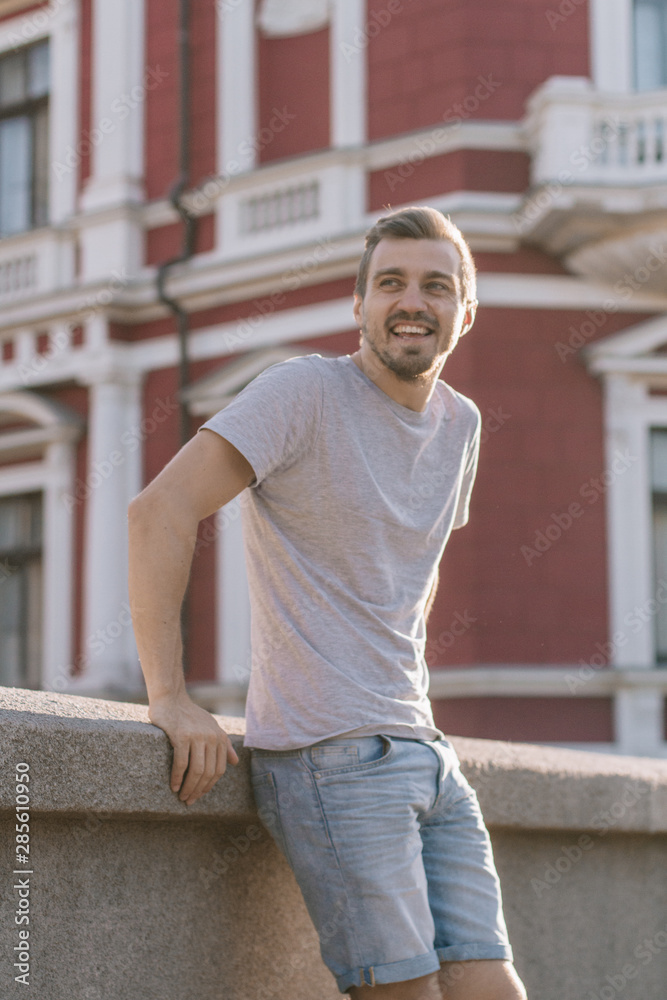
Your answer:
[78,366,143,692]
[216,497,251,688]
[589,0,633,94]
[614,688,665,756]
[604,374,654,668]
[42,438,78,691]
[330,0,366,148]
[217,0,256,175]
[79,0,146,280]
[49,0,80,225]
[603,373,663,755]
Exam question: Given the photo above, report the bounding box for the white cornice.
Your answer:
[132,121,526,229]
[428,666,667,698]
[476,274,667,311]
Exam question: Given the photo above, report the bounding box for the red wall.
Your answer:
[78,0,92,192]
[367,0,590,139]
[256,6,330,162]
[144,0,217,201]
[434,696,614,743]
[369,150,531,211]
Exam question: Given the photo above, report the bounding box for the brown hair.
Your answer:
[354,206,477,303]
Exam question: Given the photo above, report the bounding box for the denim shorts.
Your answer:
[250,733,513,994]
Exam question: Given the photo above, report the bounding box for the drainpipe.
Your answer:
[156,0,195,449]
[155,0,195,672]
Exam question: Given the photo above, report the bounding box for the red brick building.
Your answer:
[1,0,667,755]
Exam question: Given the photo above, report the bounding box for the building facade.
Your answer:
[1,0,667,755]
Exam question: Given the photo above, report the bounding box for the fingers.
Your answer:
[226,736,240,766]
[151,697,239,805]
[171,741,190,794]
[176,734,239,805]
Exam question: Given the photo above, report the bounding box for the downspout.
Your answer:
[156,0,195,449]
[155,0,195,671]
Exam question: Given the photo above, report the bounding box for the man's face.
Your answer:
[352,237,476,381]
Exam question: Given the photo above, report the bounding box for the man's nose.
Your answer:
[395,281,428,312]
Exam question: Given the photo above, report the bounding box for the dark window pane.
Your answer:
[635,0,667,90]
[654,502,667,660]
[0,568,23,686]
[28,40,49,98]
[0,116,32,236]
[0,50,26,107]
[0,493,42,551]
[0,494,43,688]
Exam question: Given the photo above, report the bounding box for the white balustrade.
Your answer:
[526,76,667,187]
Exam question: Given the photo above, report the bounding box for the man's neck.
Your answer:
[351,348,443,413]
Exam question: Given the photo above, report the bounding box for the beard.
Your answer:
[364,323,450,382]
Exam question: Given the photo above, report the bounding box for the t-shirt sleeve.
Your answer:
[452,410,481,529]
[197,356,323,486]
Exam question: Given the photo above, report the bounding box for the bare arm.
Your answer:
[128,428,254,805]
[424,567,439,623]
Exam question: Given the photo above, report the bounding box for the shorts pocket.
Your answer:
[307,735,394,776]
[310,745,359,771]
[250,771,290,859]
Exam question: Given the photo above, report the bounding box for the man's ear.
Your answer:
[460,299,478,337]
[352,293,364,328]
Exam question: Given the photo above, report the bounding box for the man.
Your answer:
[128,206,527,1000]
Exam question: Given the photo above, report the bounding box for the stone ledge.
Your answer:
[2,688,667,832]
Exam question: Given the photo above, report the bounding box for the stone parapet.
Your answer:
[1,689,667,999]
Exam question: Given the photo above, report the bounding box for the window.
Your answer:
[0,39,49,237]
[634,0,667,90]
[0,493,42,687]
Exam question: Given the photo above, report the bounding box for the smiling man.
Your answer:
[128,206,527,1000]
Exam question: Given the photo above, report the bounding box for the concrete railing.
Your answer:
[2,688,667,1000]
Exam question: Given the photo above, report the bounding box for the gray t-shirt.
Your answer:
[200,353,481,749]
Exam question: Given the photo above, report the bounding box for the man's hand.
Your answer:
[148,694,240,806]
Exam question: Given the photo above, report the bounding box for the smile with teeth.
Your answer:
[390,323,433,340]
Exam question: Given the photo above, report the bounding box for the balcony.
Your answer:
[0,226,76,309]
[519,76,667,292]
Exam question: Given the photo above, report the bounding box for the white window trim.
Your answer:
[330,0,366,148]
[0,1,79,226]
[585,317,667,755]
[589,0,667,94]
[0,391,81,692]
